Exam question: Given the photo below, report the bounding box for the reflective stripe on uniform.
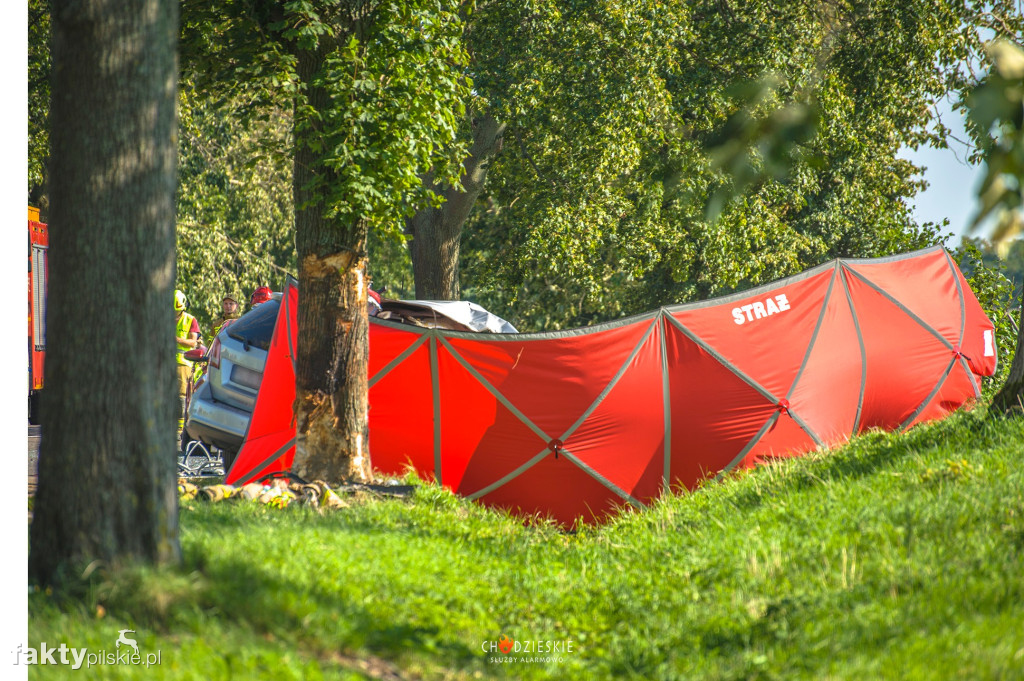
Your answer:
[176,312,197,366]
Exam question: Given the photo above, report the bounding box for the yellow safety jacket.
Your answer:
[176,312,198,366]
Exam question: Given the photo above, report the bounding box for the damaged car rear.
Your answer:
[184,294,516,467]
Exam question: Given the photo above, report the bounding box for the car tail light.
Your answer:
[230,364,263,390]
[208,337,222,370]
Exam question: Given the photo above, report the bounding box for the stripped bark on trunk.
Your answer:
[289,41,373,483]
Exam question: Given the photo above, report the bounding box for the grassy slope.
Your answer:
[29,409,1024,680]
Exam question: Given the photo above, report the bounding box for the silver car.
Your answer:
[184,294,516,468]
[184,294,281,467]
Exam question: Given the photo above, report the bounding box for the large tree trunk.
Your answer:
[289,45,373,483]
[408,115,505,299]
[30,0,181,585]
[992,307,1024,414]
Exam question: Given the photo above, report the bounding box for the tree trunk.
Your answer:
[408,115,505,299]
[289,45,373,483]
[30,0,181,585]
[992,306,1024,414]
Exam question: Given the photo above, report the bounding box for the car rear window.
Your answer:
[226,300,280,351]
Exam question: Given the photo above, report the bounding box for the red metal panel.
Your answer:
[434,345,549,493]
[560,326,666,506]
[28,219,48,393]
[952,262,999,379]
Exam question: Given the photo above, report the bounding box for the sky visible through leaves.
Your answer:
[902,98,992,242]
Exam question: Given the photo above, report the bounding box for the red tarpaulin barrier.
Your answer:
[228,281,299,483]
[227,247,997,525]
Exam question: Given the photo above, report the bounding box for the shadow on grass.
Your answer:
[184,548,480,667]
[186,496,544,569]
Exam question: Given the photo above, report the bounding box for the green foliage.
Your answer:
[704,74,821,223]
[961,235,1024,302]
[179,0,298,112]
[27,0,50,210]
[299,1,472,232]
[175,84,297,336]
[367,228,415,299]
[176,0,475,338]
[30,2,300,335]
[182,0,472,237]
[461,0,684,328]
[459,0,1024,331]
[29,410,1024,679]
[964,38,1024,413]
[954,239,1018,397]
[966,40,1024,242]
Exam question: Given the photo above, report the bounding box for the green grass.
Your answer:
[28,408,1024,679]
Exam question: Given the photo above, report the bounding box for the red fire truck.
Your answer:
[29,206,47,424]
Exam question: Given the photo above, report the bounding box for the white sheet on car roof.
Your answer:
[393,300,518,334]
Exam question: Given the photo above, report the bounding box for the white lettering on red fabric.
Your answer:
[732,294,791,325]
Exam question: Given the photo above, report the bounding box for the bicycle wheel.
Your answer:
[183,440,214,474]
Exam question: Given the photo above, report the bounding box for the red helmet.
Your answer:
[367,287,382,316]
[250,286,273,306]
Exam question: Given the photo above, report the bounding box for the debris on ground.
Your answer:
[178,476,415,513]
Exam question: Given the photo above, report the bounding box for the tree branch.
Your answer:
[178,219,295,277]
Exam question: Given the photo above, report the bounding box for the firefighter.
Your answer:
[211,292,241,339]
[250,286,273,308]
[368,287,382,316]
[174,289,202,436]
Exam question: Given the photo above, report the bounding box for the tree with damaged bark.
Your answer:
[181,1,470,481]
[29,0,181,585]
